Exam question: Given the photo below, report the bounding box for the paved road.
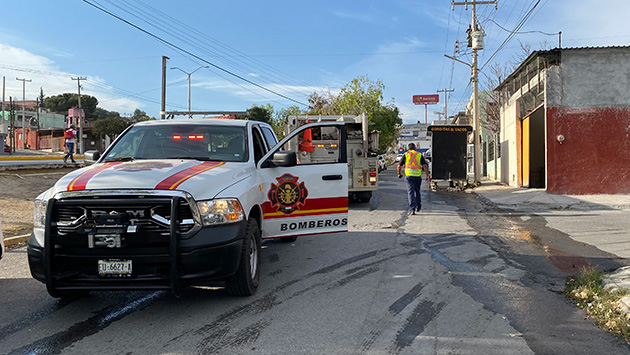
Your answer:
[1,166,628,354]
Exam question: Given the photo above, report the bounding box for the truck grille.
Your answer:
[52,195,197,245]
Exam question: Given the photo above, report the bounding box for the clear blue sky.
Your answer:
[0,0,628,124]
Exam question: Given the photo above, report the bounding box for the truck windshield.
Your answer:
[103,125,248,163]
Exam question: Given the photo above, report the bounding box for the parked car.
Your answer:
[423,149,431,161]
[377,155,387,172]
[395,154,403,163]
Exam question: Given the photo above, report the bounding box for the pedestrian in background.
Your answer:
[63,125,77,164]
[397,143,430,215]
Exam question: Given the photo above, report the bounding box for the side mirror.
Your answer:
[84,150,101,165]
[262,150,297,168]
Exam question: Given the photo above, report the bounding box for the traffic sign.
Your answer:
[412,94,439,105]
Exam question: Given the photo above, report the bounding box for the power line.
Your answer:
[486,18,556,35]
[480,0,541,71]
[83,0,309,107]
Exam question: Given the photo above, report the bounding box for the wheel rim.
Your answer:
[249,234,258,278]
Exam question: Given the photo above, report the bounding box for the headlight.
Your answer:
[196,199,244,226]
[34,198,48,228]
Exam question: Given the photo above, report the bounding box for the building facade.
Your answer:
[496,46,630,194]
[397,122,431,153]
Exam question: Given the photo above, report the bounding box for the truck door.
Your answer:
[258,122,348,239]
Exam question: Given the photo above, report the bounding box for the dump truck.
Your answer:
[285,113,379,202]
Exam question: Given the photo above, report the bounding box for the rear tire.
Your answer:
[225,219,261,296]
[357,191,372,203]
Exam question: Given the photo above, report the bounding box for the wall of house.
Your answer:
[546,48,630,194]
[500,103,519,186]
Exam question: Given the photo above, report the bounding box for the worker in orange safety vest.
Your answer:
[397,143,430,215]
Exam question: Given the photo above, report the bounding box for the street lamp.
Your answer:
[170,65,209,118]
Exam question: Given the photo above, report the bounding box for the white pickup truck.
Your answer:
[27,118,348,298]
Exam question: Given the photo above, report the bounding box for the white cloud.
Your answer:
[195,76,335,108]
[0,43,143,114]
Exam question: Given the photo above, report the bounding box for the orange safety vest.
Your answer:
[404,150,423,177]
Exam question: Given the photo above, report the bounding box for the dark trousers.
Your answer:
[64,142,75,162]
[405,175,423,212]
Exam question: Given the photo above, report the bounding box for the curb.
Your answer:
[4,234,30,248]
[0,155,84,161]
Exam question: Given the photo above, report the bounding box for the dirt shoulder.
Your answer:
[0,167,77,238]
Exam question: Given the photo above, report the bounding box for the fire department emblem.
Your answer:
[114,162,173,172]
[268,173,308,215]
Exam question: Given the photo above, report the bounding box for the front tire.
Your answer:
[225,219,261,296]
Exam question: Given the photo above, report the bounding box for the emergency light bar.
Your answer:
[172,135,204,140]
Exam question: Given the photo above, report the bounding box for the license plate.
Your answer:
[98,259,132,277]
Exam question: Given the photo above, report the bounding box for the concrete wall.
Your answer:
[546,48,630,194]
[500,102,519,186]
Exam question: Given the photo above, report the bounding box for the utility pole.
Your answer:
[436,88,455,120]
[161,56,169,119]
[1,77,5,153]
[72,76,87,154]
[170,65,209,119]
[434,111,444,124]
[9,97,14,153]
[16,77,31,149]
[451,0,497,183]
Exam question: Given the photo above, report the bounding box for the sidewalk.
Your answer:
[472,180,630,211]
[471,180,630,309]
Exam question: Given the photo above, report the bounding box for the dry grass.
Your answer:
[565,266,630,342]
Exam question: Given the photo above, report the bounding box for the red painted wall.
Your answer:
[547,106,630,194]
[14,128,39,150]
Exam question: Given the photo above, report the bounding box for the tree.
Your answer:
[371,103,401,152]
[247,104,273,124]
[38,87,45,108]
[93,116,131,141]
[273,105,302,139]
[93,107,121,120]
[327,75,402,152]
[480,41,532,134]
[44,93,98,117]
[131,108,154,122]
[333,75,384,116]
[307,90,336,115]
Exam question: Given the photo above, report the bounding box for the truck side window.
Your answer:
[252,128,267,164]
[261,127,278,148]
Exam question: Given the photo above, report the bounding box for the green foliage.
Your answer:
[371,103,402,152]
[44,93,98,117]
[131,108,154,122]
[334,75,384,116]
[93,107,121,120]
[38,87,45,108]
[273,105,302,140]
[565,266,630,341]
[93,116,131,140]
[307,90,336,115]
[307,75,402,152]
[247,104,273,124]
